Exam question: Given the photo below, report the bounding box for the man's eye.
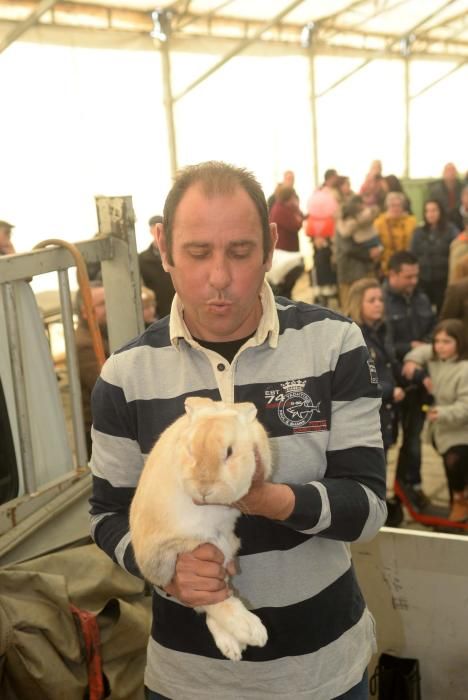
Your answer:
[230,247,252,259]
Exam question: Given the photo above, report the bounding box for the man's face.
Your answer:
[388,264,419,295]
[283,171,295,188]
[157,184,276,342]
[82,287,107,327]
[0,226,12,254]
[443,163,457,183]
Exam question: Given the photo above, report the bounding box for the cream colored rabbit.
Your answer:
[129,396,272,661]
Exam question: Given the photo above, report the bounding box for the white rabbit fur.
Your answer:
[129,396,272,661]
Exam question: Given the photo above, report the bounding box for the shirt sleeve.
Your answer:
[280,322,387,542]
[88,354,144,578]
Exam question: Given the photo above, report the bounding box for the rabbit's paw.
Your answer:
[225,609,268,648]
[206,616,246,662]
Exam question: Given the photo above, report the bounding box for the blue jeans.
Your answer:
[146,670,368,699]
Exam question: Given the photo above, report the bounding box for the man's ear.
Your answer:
[264,223,278,272]
[155,223,172,271]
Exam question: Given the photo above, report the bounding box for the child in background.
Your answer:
[402,319,468,521]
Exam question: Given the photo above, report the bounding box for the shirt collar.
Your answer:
[169,280,279,350]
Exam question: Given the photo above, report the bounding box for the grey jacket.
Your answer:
[404,343,468,454]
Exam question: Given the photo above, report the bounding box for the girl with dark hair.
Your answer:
[410,199,458,313]
[403,319,468,521]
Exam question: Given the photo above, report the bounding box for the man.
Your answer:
[429,162,463,228]
[139,215,176,318]
[75,282,110,459]
[383,251,436,508]
[0,220,16,256]
[267,169,297,211]
[89,162,386,700]
[76,283,156,458]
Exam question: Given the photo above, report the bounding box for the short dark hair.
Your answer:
[148,215,163,227]
[324,169,337,182]
[387,250,418,272]
[75,280,104,318]
[432,319,467,360]
[162,161,271,265]
[276,186,296,203]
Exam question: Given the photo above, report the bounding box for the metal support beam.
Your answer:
[57,269,88,468]
[316,0,459,98]
[308,47,319,189]
[160,38,178,178]
[173,0,306,102]
[177,0,236,31]
[0,0,59,54]
[410,58,468,99]
[2,283,37,493]
[403,56,410,177]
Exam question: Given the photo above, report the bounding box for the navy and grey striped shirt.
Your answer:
[89,282,386,700]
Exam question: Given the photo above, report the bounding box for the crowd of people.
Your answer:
[268,161,468,524]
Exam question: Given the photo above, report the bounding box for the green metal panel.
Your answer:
[401,178,437,223]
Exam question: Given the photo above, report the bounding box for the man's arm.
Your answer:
[89,356,145,577]
[238,322,387,542]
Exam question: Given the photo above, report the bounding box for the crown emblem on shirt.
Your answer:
[281,379,306,393]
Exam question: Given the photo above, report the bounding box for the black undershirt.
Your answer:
[193,332,255,364]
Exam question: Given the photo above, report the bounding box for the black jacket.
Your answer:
[139,244,176,319]
[382,280,436,361]
[361,321,401,450]
[410,223,458,283]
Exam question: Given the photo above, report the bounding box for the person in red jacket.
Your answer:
[268,186,303,252]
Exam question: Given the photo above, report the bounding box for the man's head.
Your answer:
[276,186,297,206]
[0,220,14,255]
[76,282,107,328]
[160,161,272,267]
[283,170,295,188]
[156,161,277,342]
[442,162,458,185]
[387,250,419,296]
[324,169,338,187]
[385,191,406,218]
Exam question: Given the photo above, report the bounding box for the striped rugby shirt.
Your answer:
[89,282,387,700]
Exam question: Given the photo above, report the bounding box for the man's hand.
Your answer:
[232,450,295,521]
[427,408,439,422]
[164,543,235,607]
[393,387,405,402]
[402,360,420,380]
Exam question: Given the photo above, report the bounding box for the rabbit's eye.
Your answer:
[226,446,233,459]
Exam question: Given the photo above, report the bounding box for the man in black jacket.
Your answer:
[382,251,436,509]
[139,215,176,319]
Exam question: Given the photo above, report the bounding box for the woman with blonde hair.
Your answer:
[346,278,405,526]
[346,278,405,454]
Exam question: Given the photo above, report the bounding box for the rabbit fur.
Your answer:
[129,396,272,661]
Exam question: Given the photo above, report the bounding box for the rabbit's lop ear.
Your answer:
[236,402,257,422]
[184,396,214,417]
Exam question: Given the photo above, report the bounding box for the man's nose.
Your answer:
[209,256,231,290]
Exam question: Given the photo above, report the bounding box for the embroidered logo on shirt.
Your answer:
[265,379,327,432]
[367,358,379,384]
